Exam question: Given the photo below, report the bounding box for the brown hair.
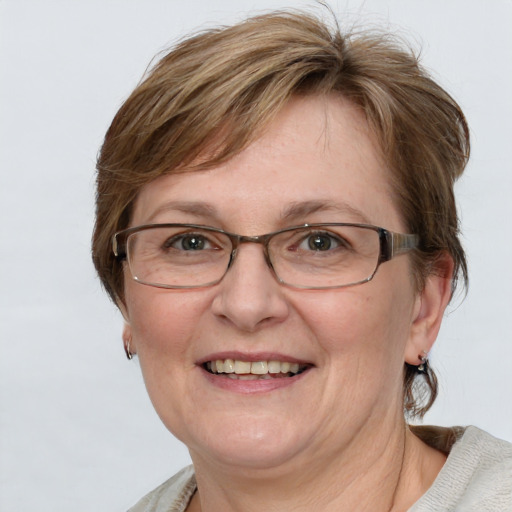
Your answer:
[93,10,469,417]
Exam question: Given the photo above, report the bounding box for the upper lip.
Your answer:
[196,351,313,366]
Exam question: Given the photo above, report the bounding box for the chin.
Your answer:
[182,414,313,471]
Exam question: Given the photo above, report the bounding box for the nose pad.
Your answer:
[211,244,289,332]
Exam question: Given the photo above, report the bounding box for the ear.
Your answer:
[404,254,454,365]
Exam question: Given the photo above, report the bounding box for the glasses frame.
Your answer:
[112,223,419,290]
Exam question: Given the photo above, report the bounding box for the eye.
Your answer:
[299,232,346,252]
[165,233,214,251]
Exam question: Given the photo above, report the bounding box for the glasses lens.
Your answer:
[269,225,380,288]
[126,226,231,288]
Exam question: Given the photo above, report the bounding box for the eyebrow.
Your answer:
[146,201,219,223]
[145,199,372,225]
[281,200,372,224]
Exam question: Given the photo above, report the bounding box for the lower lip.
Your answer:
[200,367,311,394]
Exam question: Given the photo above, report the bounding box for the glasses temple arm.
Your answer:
[112,234,127,260]
[390,232,419,257]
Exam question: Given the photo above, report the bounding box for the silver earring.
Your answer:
[124,338,133,360]
[417,350,428,373]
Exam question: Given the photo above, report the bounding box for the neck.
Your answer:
[188,419,440,512]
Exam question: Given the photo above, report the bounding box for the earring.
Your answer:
[417,350,428,373]
[124,338,133,360]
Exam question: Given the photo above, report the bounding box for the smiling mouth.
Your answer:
[203,359,310,380]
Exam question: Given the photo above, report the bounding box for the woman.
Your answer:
[92,10,511,511]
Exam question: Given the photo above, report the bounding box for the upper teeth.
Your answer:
[207,359,301,375]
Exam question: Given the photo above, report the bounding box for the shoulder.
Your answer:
[128,466,196,512]
[410,426,512,511]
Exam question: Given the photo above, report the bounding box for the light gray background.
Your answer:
[1,1,511,510]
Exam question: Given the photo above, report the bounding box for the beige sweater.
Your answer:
[129,426,512,512]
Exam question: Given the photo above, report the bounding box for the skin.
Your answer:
[122,95,453,511]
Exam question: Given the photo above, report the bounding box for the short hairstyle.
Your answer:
[92,10,470,417]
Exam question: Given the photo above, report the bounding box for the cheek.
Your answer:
[123,286,211,435]
[295,277,415,367]
[125,285,208,360]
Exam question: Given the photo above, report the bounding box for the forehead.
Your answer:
[132,95,404,232]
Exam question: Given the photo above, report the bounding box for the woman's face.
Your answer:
[123,95,424,472]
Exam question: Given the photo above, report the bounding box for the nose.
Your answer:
[211,243,289,332]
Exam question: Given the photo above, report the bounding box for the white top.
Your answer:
[128,426,512,512]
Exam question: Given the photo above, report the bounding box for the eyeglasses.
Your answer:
[112,223,419,290]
